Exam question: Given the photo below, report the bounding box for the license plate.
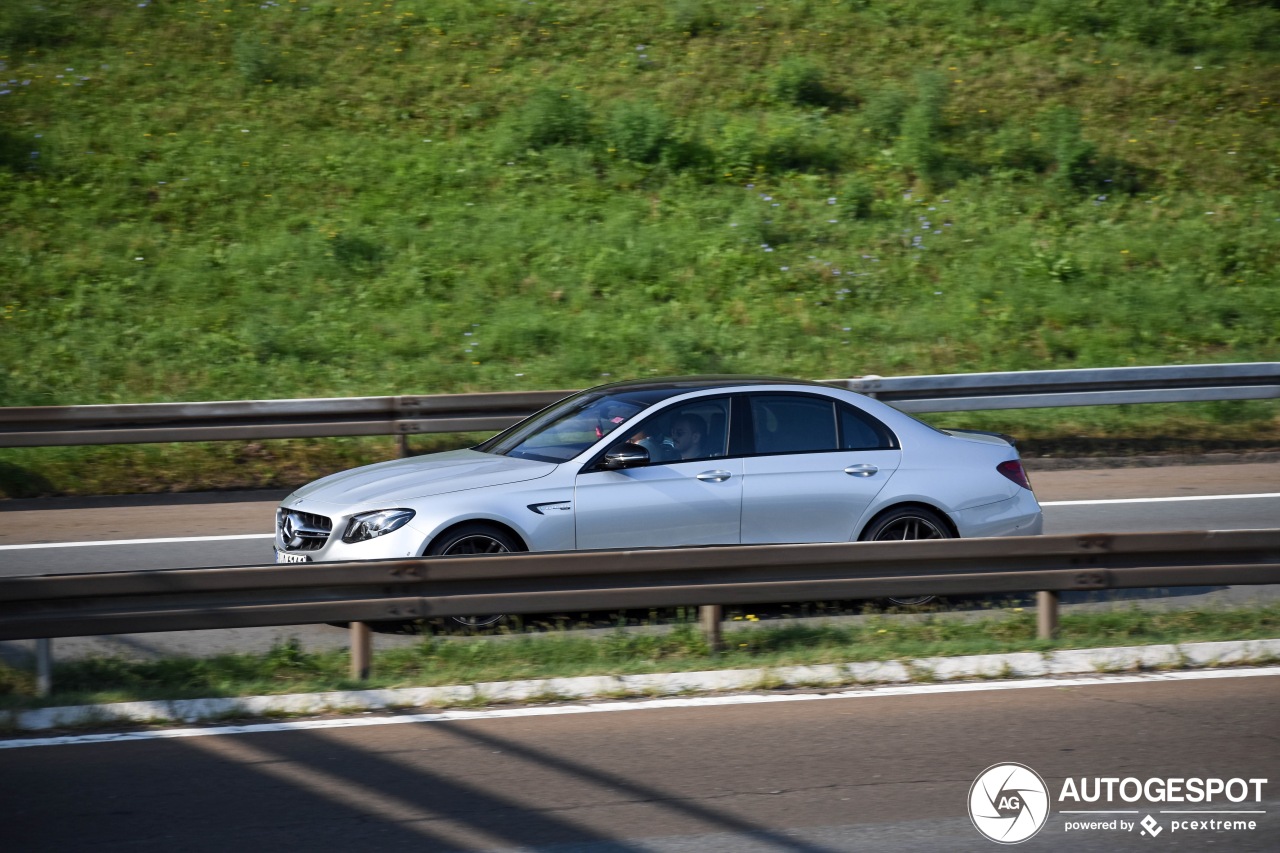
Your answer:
[275,550,310,564]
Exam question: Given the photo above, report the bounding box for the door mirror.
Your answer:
[601,442,650,470]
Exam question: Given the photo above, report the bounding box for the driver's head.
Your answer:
[670,413,706,458]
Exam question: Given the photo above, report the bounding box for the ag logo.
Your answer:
[969,763,1051,844]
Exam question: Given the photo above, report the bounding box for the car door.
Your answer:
[740,393,901,544]
[573,397,743,550]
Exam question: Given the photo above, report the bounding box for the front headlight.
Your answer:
[342,509,416,544]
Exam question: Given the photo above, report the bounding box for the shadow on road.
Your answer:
[5,717,847,852]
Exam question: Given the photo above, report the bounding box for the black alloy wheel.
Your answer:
[428,524,526,628]
[860,506,953,607]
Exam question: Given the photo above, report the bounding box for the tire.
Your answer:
[428,523,525,628]
[860,506,952,607]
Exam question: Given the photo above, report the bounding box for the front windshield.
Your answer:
[479,387,683,463]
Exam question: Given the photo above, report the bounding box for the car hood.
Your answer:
[286,449,557,509]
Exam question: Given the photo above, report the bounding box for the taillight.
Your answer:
[998,460,1033,490]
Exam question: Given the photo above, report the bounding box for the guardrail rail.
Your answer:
[5,530,1278,687]
[1,362,1275,447]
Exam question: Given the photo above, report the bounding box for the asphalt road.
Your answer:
[1,461,1277,570]
[2,463,1277,852]
[0,461,1277,661]
[4,671,1277,852]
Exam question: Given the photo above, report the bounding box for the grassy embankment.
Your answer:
[1,0,1277,497]
[2,603,1278,711]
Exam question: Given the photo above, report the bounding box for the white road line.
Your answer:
[1041,493,1280,507]
[0,533,273,551]
[3,667,1277,750]
[1,493,1276,551]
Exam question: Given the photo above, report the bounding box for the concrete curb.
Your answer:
[7,638,1280,732]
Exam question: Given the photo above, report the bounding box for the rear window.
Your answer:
[749,393,897,455]
[751,395,838,454]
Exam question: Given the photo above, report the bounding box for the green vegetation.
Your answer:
[1,0,1277,495]
[2,603,1278,710]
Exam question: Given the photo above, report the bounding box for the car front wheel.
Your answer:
[860,506,952,606]
[428,524,525,628]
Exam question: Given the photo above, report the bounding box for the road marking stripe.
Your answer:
[1041,493,1280,507]
[0,533,274,551]
[3,667,1277,750]
[1,493,1277,550]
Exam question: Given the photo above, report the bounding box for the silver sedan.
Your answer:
[276,377,1043,617]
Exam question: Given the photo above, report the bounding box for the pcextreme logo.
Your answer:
[969,763,1269,844]
[969,763,1051,844]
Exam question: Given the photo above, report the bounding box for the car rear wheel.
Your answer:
[428,524,525,628]
[860,506,952,606]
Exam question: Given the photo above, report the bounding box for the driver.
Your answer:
[669,413,707,460]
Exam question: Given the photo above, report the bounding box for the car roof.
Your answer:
[586,375,836,395]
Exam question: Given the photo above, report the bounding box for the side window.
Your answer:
[749,395,838,455]
[619,398,732,464]
[839,404,897,450]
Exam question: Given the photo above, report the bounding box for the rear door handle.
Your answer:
[697,470,733,483]
[844,464,878,477]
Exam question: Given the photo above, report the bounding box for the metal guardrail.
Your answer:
[3,531,1277,642]
[0,389,574,448]
[1,363,1276,447]
[7,529,1278,688]
[837,362,1280,412]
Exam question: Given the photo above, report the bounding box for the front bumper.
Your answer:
[274,507,427,562]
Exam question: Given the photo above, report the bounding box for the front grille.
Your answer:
[277,508,333,552]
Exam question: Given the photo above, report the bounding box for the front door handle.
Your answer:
[696,470,733,483]
[844,464,878,477]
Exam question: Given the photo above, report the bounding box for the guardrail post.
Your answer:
[699,605,724,654]
[350,622,372,680]
[36,638,52,697]
[1037,591,1060,640]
